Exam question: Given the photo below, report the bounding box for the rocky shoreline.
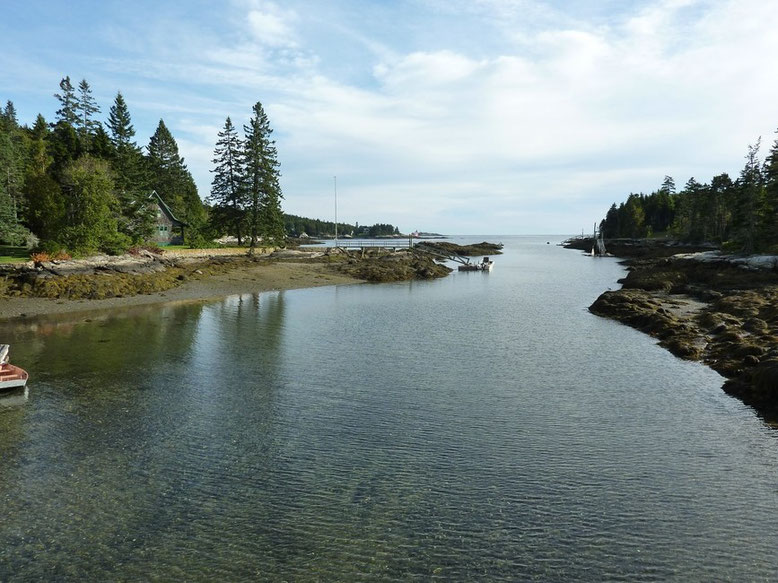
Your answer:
[579,242,778,423]
[0,245,457,321]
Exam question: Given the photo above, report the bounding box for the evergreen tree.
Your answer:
[26,115,52,175]
[709,173,734,242]
[672,177,709,242]
[243,101,284,252]
[19,117,62,245]
[107,92,147,191]
[601,203,620,238]
[0,101,28,243]
[90,125,114,159]
[622,193,647,238]
[731,139,764,253]
[762,128,778,249]
[208,116,246,244]
[47,120,82,178]
[146,119,205,239]
[76,79,101,146]
[660,175,676,195]
[2,101,18,126]
[106,96,154,244]
[54,76,79,127]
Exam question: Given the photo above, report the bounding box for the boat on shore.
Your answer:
[0,345,28,391]
[458,257,494,272]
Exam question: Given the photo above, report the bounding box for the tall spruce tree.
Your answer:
[208,116,246,244]
[76,79,101,147]
[146,119,205,238]
[243,101,284,252]
[107,92,146,190]
[107,92,153,242]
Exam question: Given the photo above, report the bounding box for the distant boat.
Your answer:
[0,345,28,391]
[458,257,494,272]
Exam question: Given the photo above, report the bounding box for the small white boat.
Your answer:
[458,257,494,272]
[0,345,28,391]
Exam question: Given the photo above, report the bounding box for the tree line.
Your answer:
[0,76,285,255]
[600,130,778,253]
[283,215,400,238]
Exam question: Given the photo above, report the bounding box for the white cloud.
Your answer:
[5,0,778,233]
[246,2,298,47]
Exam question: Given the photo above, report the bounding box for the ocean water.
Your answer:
[1,236,777,581]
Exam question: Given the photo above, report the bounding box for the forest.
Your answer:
[0,77,286,256]
[600,132,778,253]
[283,214,400,239]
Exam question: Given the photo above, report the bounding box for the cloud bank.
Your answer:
[2,0,778,233]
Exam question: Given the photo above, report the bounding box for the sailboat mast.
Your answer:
[334,175,338,247]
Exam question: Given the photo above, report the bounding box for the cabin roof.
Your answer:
[149,190,186,227]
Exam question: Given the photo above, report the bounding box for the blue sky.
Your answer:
[2,0,778,235]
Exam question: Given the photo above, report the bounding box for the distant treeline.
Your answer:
[600,132,778,253]
[284,214,400,238]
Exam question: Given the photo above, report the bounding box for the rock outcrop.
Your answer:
[334,248,452,282]
[589,252,778,423]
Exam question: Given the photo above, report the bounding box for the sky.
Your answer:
[2,0,778,235]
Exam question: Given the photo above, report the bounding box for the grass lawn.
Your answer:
[0,246,29,264]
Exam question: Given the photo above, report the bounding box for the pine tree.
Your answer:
[208,116,246,244]
[243,101,284,252]
[76,79,101,146]
[54,76,79,127]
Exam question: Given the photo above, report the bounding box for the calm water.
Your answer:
[1,236,777,581]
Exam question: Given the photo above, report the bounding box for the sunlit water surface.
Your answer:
[1,236,777,581]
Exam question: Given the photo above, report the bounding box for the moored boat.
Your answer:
[0,345,28,391]
[458,257,494,272]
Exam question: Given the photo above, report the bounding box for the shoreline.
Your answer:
[0,261,363,322]
[576,244,778,424]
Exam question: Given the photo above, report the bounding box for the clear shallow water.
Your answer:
[1,236,778,581]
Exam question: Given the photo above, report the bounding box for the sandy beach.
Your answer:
[0,261,363,321]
